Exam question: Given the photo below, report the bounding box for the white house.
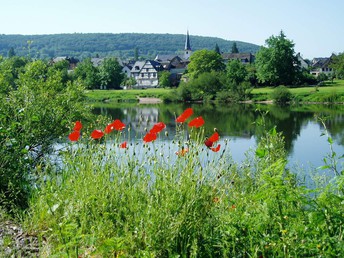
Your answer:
[130,60,162,88]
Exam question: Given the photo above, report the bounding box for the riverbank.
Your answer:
[85,80,344,104]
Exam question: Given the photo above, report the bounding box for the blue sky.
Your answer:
[1,0,343,59]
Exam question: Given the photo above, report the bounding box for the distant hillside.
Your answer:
[0,33,260,60]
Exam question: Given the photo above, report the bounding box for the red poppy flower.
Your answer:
[68,131,80,142]
[120,141,127,149]
[143,132,157,143]
[211,144,221,152]
[73,121,82,132]
[188,116,205,128]
[91,129,104,139]
[104,123,114,134]
[149,122,166,134]
[205,132,220,152]
[112,119,126,131]
[176,108,193,123]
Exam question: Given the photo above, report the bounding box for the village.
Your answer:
[51,31,335,89]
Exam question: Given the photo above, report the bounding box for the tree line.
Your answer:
[0,33,259,60]
[171,31,344,103]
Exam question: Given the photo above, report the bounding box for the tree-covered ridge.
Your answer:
[0,33,260,60]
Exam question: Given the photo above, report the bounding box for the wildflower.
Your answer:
[68,131,80,142]
[112,119,126,131]
[149,122,166,134]
[73,121,82,132]
[204,131,221,152]
[91,129,104,139]
[143,132,157,143]
[175,146,189,156]
[188,116,205,128]
[105,119,126,134]
[120,141,127,149]
[176,108,193,123]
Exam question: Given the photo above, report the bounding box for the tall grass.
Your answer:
[25,116,344,257]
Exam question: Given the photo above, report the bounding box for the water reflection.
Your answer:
[92,103,344,168]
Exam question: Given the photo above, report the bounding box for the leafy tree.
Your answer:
[330,53,344,79]
[255,31,299,86]
[231,42,239,53]
[187,49,225,79]
[98,57,124,89]
[158,70,171,87]
[121,75,136,89]
[0,56,28,93]
[73,58,100,89]
[214,43,220,54]
[226,59,248,85]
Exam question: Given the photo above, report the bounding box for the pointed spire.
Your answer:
[185,30,191,51]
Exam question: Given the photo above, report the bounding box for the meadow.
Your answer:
[20,109,344,257]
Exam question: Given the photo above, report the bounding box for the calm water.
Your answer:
[92,103,344,170]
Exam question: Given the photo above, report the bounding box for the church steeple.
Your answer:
[184,30,192,60]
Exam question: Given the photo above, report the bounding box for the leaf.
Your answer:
[256,148,267,158]
[327,137,333,144]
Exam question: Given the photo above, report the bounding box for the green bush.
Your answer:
[0,59,90,212]
[271,85,292,104]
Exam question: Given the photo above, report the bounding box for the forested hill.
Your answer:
[0,33,260,60]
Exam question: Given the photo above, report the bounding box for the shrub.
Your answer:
[271,86,292,104]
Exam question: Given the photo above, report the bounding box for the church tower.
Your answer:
[184,30,192,60]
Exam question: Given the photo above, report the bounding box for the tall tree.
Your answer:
[214,43,220,54]
[74,58,100,89]
[8,47,16,58]
[231,42,239,53]
[187,49,225,79]
[226,59,248,85]
[255,31,299,86]
[98,57,124,89]
[134,47,139,61]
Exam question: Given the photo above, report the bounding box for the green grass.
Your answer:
[86,80,344,104]
[24,117,344,257]
[251,79,344,102]
[85,88,173,102]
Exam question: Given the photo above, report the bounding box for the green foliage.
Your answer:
[158,70,171,88]
[24,116,344,256]
[255,31,299,86]
[0,33,260,60]
[271,86,292,104]
[183,71,226,101]
[0,59,90,211]
[226,59,248,85]
[231,42,239,53]
[98,57,124,89]
[73,58,100,89]
[186,49,226,79]
[330,52,344,79]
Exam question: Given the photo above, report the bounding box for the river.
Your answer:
[92,103,344,172]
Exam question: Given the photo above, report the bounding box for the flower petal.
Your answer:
[73,121,82,132]
[188,116,205,128]
[211,144,221,152]
[176,108,193,123]
[149,122,166,134]
[120,141,127,148]
[68,131,80,142]
[112,119,126,131]
[143,132,157,143]
[91,129,104,139]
